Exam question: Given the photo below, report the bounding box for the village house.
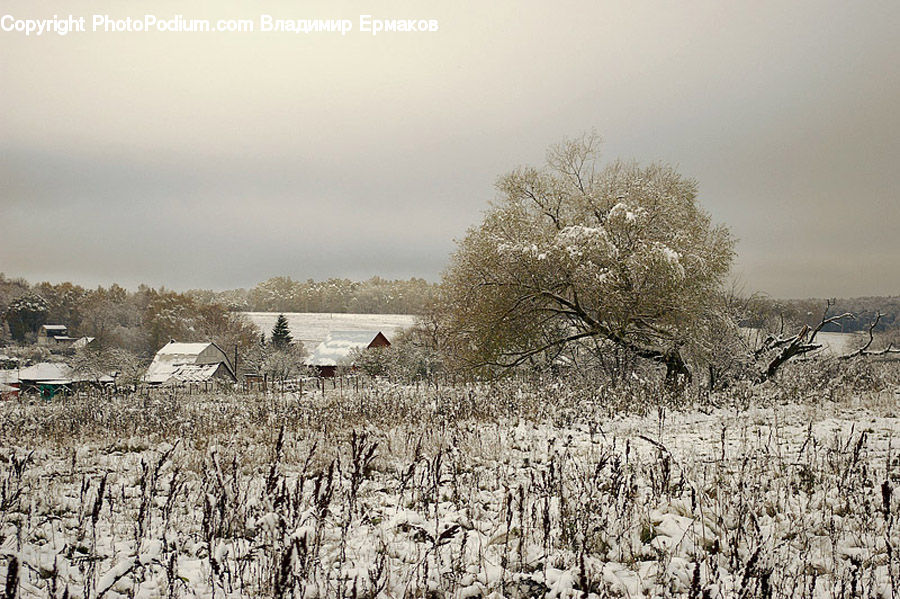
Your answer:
[3,360,120,399]
[37,324,77,348]
[143,341,236,386]
[16,362,75,397]
[306,330,390,377]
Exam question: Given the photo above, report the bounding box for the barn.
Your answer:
[306,330,390,377]
[143,341,236,386]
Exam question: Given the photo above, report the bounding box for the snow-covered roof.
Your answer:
[165,364,223,384]
[307,330,388,367]
[18,362,73,383]
[8,363,116,386]
[70,337,96,350]
[144,341,234,384]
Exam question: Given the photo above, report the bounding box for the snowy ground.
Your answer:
[243,312,416,350]
[1,380,898,598]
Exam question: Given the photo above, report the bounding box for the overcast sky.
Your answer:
[1,0,898,298]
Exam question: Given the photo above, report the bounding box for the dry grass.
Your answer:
[0,368,898,598]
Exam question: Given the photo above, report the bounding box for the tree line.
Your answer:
[189,276,438,314]
[0,277,259,359]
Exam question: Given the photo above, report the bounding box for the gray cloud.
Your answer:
[1,0,898,296]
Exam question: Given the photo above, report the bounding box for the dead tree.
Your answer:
[754,300,899,383]
[755,300,852,382]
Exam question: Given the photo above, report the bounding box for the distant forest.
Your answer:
[191,276,438,314]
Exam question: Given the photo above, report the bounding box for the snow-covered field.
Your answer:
[243,312,417,350]
[1,377,899,598]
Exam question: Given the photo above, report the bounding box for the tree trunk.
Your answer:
[663,350,692,390]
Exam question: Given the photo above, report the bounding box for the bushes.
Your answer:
[764,357,900,404]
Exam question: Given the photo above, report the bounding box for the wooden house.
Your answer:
[37,324,76,348]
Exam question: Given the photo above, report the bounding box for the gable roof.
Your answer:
[307,330,389,367]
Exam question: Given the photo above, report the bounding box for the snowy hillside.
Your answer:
[243,312,417,350]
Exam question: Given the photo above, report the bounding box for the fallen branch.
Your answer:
[840,313,900,360]
[756,300,854,383]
